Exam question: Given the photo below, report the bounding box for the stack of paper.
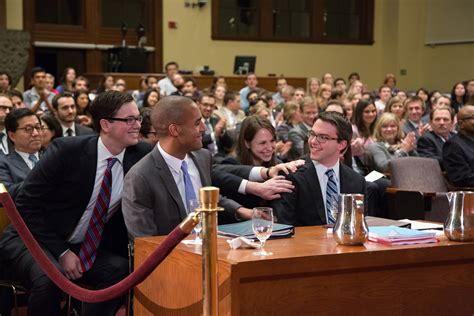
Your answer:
[368,226,438,245]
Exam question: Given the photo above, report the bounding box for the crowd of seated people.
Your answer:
[0,63,473,315]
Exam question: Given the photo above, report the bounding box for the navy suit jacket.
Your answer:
[0,135,151,261]
[272,158,366,226]
[0,151,35,200]
[417,131,454,169]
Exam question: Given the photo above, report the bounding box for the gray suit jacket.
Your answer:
[75,123,95,136]
[0,151,33,200]
[122,147,241,240]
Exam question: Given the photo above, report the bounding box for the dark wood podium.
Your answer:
[134,227,474,315]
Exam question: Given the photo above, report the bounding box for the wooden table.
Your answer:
[133,227,474,315]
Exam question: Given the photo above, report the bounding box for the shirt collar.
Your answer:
[312,160,340,180]
[97,137,125,165]
[15,150,39,161]
[61,123,75,135]
[157,142,190,175]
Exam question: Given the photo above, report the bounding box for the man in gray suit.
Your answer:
[0,108,41,199]
[52,92,95,136]
[122,96,252,240]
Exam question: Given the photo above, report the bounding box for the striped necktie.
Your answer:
[28,154,38,169]
[325,169,338,224]
[79,157,118,271]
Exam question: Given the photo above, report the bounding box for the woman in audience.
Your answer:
[213,84,226,110]
[74,90,92,127]
[451,82,468,113]
[416,87,429,105]
[95,74,114,94]
[40,114,62,150]
[383,73,398,95]
[56,67,76,93]
[141,88,160,108]
[384,96,405,123]
[367,113,417,173]
[209,75,227,91]
[250,102,271,121]
[348,80,364,95]
[316,83,332,111]
[322,72,334,87]
[396,90,407,102]
[348,72,360,86]
[307,77,321,104]
[218,116,301,208]
[342,98,354,122]
[351,99,377,173]
[276,101,302,160]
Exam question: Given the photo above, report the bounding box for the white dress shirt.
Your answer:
[16,150,39,170]
[312,160,340,223]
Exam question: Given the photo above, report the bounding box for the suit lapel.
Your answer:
[190,150,210,187]
[152,147,188,219]
[302,160,326,224]
[80,137,99,203]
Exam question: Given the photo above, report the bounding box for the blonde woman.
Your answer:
[316,83,332,111]
[306,77,321,104]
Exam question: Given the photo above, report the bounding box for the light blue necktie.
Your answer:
[181,160,197,212]
[28,154,38,169]
[325,169,338,224]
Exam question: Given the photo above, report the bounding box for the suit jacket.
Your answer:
[75,123,95,136]
[287,123,310,161]
[0,135,151,261]
[201,116,234,157]
[0,138,15,157]
[443,132,474,187]
[272,158,366,226]
[0,151,34,200]
[122,147,242,240]
[417,131,454,169]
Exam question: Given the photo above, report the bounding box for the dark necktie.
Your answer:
[325,169,338,224]
[181,160,197,213]
[66,128,73,137]
[0,133,6,154]
[79,157,118,271]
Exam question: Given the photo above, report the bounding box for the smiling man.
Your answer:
[122,95,252,240]
[0,108,42,199]
[273,111,366,226]
[0,91,151,315]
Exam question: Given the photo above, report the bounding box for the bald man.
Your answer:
[122,96,251,240]
[443,105,474,187]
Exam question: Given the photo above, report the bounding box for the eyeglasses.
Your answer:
[200,103,215,108]
[17,124,45,133]
[307,131,338,143]
[103,116,143,125]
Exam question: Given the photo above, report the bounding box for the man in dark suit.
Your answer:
[443,105,474,187]
[417,106,455,169]
[122,96,252,240]
[0,93,14,156]
[197,92,233,160]
[0,108,42,200]
[52,92,95,137]
[0,91,151,315]
[401,96,431,139]
[273,111,366,226]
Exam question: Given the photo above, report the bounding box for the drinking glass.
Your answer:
[188,199,202,245]
[252,207,274,256]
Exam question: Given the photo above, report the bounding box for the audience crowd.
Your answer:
[0,63,473,315]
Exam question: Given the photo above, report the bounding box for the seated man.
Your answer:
[0,91,151,315]
[287,97,318,161]
[273,111,366,226]
[417,106,455,169]
[52,92,95,136]
[23,67,55,113]
[122,96,252,239]
[443,105,474,187]
[0,108,42,200]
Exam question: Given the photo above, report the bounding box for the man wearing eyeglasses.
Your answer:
[0,91,151,315]
[273,111,366,226]
[52,92,95,137]
[0,94,14,155]
[443,104,474,187]
[0,108,42,199]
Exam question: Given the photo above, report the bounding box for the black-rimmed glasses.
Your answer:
[307,131,338,143]
[103,116,143,125]
[17,125,45,134]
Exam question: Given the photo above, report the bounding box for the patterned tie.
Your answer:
[325,169,338,224]
[79,157,118,271]
[28,154,38,169]
[181,160,197,213]
[0,132,6,154]
[66,128,73,137]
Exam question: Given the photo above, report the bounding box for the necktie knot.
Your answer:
[28,154,38,168]
[325,168,335,178]
[107,157,118,170]
[181,160,189,173]
[66,128,73,137]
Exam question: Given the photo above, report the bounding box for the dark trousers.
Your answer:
[5,239,128,316]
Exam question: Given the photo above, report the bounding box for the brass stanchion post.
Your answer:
[199,186,223,316]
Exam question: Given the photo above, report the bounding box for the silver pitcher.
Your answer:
[333,194,368,245]
[444,191,474,241]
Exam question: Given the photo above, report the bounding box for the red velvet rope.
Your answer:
[1,192,189,303]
